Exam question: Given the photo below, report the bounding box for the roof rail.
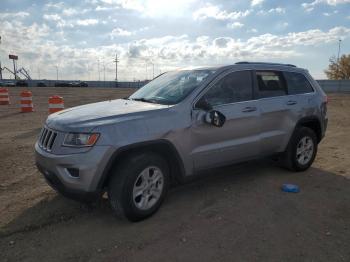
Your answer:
[235,62,297,67]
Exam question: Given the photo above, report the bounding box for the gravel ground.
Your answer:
[0,87,349,262]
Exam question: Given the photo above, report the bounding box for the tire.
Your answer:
[282,127,318,172]
[108,152,170,222]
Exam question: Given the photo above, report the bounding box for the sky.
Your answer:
[0,0,349,81]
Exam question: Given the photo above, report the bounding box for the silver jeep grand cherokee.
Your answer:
[35,62,328,221]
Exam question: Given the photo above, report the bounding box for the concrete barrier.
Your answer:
[0,79,149,88]
[1,79,350,92]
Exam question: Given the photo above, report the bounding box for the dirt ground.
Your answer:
[0,87,349,262]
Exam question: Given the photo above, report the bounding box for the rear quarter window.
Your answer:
[284,72,314,95]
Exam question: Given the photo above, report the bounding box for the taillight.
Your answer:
[322,96,328,116]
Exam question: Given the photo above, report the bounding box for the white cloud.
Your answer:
[43,14,76,28]
[62,8,80,16]
[99,0,197,17]
[44,2,65,10]
[116,0,144,12]
[302,0,350,11]
[193,4,251,21]
[248,28,258,33]
[110,28,133,37]
[251,0,264,6]
[247,26,349,48]
[76,19,99,26]
[95,5,119,11]
[43,14,62,21]
[269,7,286,13]
[228,22,244,29]
[124,26,350,69]
[325,0,350,4]
[1,15,350,80]
[258,7,286,15]
[0,12,29,19]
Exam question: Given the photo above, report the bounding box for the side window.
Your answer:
[256,71,286,98]
[284,72,314,95]
[200,71,253,107]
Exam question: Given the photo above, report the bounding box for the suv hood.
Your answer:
[46,99,170,132]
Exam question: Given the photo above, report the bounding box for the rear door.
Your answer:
[190,70,261,170]
[283,71,316,138]
[253,70,290,154]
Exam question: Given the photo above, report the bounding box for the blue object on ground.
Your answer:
[281,184,300,193]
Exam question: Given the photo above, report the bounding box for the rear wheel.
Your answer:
[108,152,169,222]
[283,127,318,171]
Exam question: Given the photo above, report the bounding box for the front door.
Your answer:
[190,70,261,171]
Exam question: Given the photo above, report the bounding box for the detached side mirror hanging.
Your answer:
[205,110,226,127]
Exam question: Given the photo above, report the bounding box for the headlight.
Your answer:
[63,133,99,147]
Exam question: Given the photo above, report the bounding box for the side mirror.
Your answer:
[196,98,212,111]
[205,110,226,127]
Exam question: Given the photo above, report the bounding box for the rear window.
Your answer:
[256,71,286,98]
[284,72,314,95]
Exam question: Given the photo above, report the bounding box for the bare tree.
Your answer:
[324,54,350,80]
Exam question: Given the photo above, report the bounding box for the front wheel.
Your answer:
[108,153,170,222]
[283,127,318,172]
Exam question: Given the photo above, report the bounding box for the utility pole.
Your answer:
[114,53,119,82]
[152,63,154,79]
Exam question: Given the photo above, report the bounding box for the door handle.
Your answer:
[242,106,257,113]
[286,100,297,105]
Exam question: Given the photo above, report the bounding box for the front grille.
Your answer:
[39,127,58,151]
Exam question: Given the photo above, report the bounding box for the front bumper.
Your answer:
[35,142,114,201]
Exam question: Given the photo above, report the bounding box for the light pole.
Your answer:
[98,59,101,81]
[103,62,106,87]
[55,65,58,80]
[337,39,342,79]
[147,61,155,79]
[87,64,90,81]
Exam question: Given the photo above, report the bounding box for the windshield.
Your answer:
[129,69,216,105]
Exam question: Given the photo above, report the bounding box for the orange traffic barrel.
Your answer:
[49,95,64,114]
[0,88,10,105]
[20,90,34,112]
